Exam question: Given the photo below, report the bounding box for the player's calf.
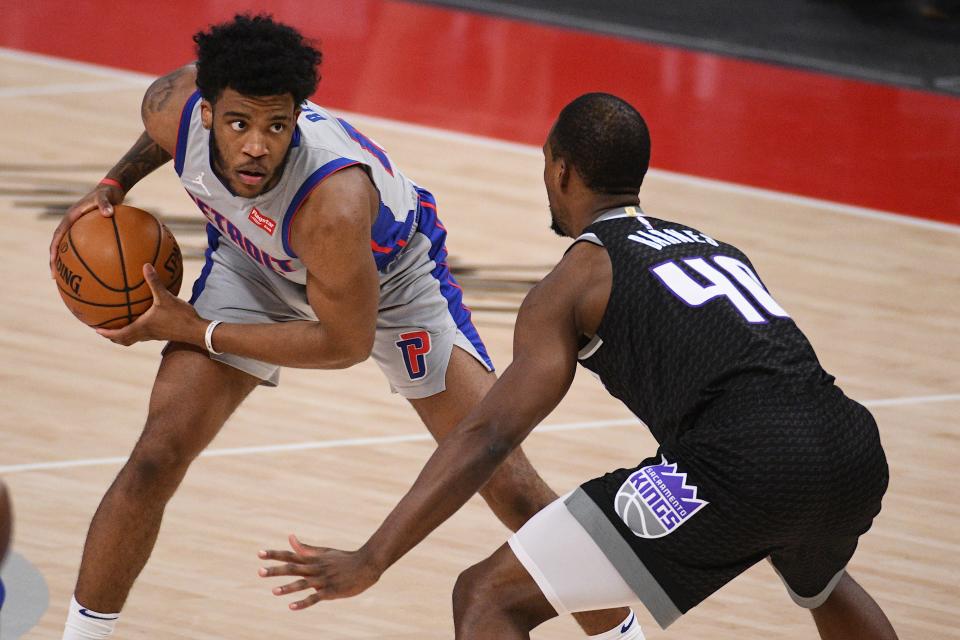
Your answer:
[810,572,898,640]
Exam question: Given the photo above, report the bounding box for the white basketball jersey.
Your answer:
[175,91,422,284]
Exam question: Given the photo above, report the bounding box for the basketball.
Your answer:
[53,205,183,329]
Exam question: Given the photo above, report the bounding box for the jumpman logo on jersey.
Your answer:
[190,172,212,196]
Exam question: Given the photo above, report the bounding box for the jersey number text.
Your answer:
[650,256,789,323]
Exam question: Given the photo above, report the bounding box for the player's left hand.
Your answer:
[258,534,383,610]
[96,263,203,346]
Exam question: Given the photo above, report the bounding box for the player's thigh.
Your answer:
[135,344,260,459]
[507,494,644,619]
[568,445,782,628]
[372,221,494,408]
[407,345,495,439]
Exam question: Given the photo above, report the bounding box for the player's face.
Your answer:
[202,88,299,198]
[543,138,569,237]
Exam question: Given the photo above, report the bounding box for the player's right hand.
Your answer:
[50,181,125,275]
[258,534,384,609]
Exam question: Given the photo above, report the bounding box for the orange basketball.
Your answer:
[53,205,183,329]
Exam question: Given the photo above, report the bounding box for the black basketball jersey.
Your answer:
[576,207,835,445]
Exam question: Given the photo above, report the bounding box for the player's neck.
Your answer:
[572,194,641,235]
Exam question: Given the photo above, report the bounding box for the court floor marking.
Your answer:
[1,393,956,475]
[0,46,152,83]
[0,80,144,98]
[2,46,957,235]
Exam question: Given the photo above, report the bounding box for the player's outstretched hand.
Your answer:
[49,181,125,275]
[258,534,383,610]
[96,264,202,346]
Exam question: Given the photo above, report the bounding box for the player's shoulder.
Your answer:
[141,64,198,153]
[293,106,359,159]
[142,64,197,118]
[560,234,612,279]
[290,164,379,249]
[530,237,611,321]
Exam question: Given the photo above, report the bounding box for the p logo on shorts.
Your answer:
[396,330,431,380]
[615,456,708,539]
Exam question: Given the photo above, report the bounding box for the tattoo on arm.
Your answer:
[106,131,172,192]
[141,66,189,118]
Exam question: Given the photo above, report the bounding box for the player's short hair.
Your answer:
[550,93,651,194]
[194,14,321,105]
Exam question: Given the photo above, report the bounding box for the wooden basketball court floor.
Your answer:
[1,48,958,639]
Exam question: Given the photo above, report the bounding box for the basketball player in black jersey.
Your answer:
[259,93,898,639]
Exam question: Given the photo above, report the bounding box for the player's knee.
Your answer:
[122,442,193,497]
[121,424,202,496]
[452,561,499,627]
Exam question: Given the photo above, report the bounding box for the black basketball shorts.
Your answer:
[563,395,888,628]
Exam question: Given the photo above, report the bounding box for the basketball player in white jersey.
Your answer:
[48,14,638,640]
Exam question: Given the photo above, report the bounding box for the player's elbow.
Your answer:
[470,421,516,467]
[319,326,375,369]
[338,339,374,369]
[483,438,513,464]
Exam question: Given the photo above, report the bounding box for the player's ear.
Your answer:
[200,100,213,130]
[558,157,571,190]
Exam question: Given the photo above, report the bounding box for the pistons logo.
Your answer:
[396,330,431,380]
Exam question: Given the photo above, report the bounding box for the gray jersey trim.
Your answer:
[564,488,682,629]
[593,206,652,228]
[573,206,651,249]
[575,232,603,246]
[577,335,604,360]
[768,559,846,609]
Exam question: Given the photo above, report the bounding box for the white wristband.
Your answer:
[204,320,223,355]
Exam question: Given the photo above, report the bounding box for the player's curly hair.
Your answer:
[194,14,321,105]
[550,93,650,194]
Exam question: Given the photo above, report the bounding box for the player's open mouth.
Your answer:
[237,169,266,185]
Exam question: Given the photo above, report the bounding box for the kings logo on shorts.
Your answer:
[614,456,708,539]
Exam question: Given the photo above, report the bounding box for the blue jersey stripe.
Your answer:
[337,118,394,176]
[189,223,221,304]
[370,188,434,270]
[418,198,493,370]
[174,90,202,176]
[281,157,360,258]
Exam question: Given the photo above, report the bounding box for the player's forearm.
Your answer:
[356,357,569,574]
[207,319,373,369]
[104,131,172,192]
[360,416,520,573]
